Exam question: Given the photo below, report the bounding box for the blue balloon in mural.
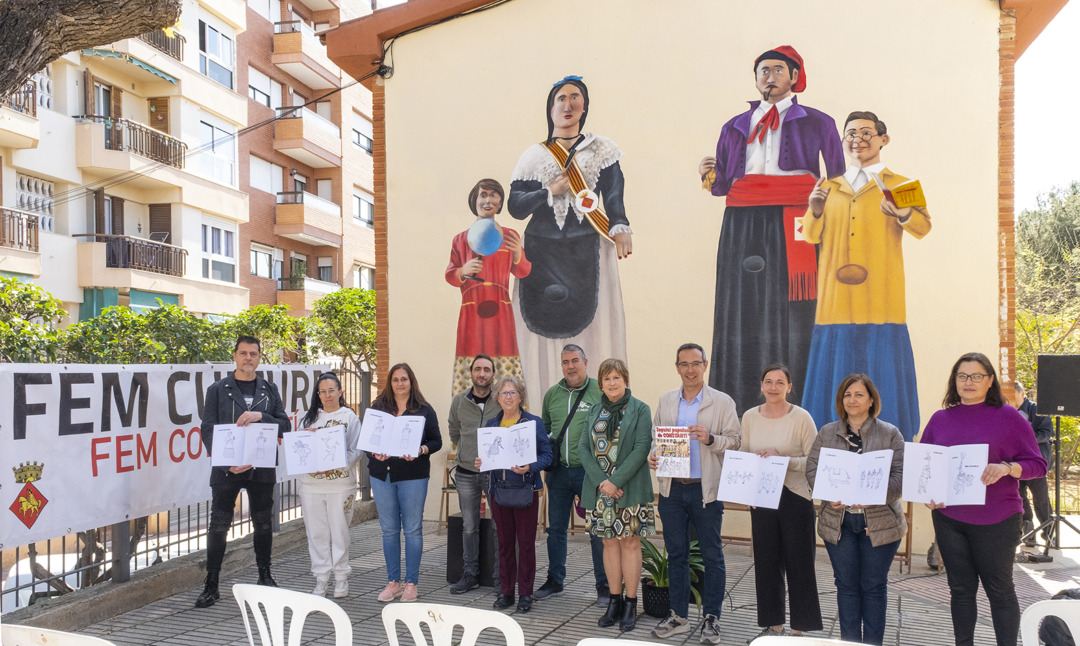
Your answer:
[467,218,503,256]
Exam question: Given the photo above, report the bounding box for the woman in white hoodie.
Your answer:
[298,372,362,598]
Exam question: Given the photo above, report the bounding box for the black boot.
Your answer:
[257,565,278,587]
[598,593,623,627]
[619,596,638,632]
[194,571,220,608]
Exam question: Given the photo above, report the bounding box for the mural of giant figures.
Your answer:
[509,76,632,397]
[445,179,532,394]
[799,112,931,440]
[699,46,844,414]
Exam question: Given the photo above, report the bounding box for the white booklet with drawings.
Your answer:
[477,420,537,472]
[715,450,790,509]
[810,448,894,506]
[281,426,347,476]
[210,423,280,468]
[902,442,988,506]
[357,408,425,457]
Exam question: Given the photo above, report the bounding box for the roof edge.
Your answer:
[1002,0,1070,58]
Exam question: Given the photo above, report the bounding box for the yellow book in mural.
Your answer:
[870,171,927,209]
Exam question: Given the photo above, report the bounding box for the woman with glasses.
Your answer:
[799,111,931,441]
[367,363,443,604]
[921,352,1046,646]
[806,374,905,645]
[475,375,552,613]
[580,358,654,632]
[297,373,363,598]
[741,363,822,641]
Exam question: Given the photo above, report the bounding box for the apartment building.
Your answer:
[0,0,253,320]
[0,0,377,322]
[238,0,376,317]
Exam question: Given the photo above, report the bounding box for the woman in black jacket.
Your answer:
[367,363,442,603]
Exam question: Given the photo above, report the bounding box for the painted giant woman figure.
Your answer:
[700,47,844,413]
[509,76,632,398]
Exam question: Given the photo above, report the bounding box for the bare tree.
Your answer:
[0,0,181,97]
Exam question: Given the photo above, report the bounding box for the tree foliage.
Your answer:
[0,276,65,362]
[308,288,377,381]
[226,304,306,362]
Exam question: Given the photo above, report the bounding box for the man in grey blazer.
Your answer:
[649,343,741,644]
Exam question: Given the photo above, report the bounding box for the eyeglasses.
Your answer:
[677,361,706,369]
[843,131,880,143]
[956,373,990,383]
[499,391,519,398]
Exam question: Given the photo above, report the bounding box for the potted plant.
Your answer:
[640,536,704,618]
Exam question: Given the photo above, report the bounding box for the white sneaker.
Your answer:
[312,576,329,597]
[652,610,690,639]
[333,579,349,599]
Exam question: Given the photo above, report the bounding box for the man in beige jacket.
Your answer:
[649,343,741,644]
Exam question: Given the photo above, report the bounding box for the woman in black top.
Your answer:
[367,363,442,603]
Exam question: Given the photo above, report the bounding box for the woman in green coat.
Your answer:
[579,358,655,633]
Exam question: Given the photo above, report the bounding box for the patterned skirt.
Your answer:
[586,495,655,539]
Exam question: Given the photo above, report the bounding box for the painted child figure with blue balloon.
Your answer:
[445,178,532,394]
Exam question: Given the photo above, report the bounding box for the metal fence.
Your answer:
[1,367,372,615]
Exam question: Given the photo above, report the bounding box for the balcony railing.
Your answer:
[77,115,187,169]
[139,30,186,61]
[0,207,39,253]
[1,81,37,117]
[277,190,342,216]
[278,275,340,293]
[74,234,187,277]
[274,20,317,38]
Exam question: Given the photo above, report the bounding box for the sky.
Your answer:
[1015,1,1080,213]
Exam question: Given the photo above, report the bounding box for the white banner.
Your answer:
[0,363,328,548]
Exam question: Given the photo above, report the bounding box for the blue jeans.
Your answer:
[823,512,900,645]
[658,480,726,618]
[545,465,607,590]
[370,476,428,584]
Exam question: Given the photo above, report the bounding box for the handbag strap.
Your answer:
[552,386,588,451]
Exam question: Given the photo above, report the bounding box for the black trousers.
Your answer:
[206,479,276,572]
[1019,476,1051,532]
[749,487,822,632]
[932,511,1022,646]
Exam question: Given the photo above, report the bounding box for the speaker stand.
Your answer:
[1024,416,1080,562]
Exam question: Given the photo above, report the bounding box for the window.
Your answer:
[352,112,373,153]
[248,0,280,22]
[293,172,307,194]
[354,264,374,290]
[250,246,282,279]
[317,257,333,283]
[353,190,374,228]
[199,19,235,89]
[248,67,281,109]
[249,156,283,195]
[201,218,236,282]
[200,120,236,185]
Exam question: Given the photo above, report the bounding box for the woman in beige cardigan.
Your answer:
[806,374,905,646]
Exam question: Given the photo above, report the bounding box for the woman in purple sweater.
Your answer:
[921,352,1046,646]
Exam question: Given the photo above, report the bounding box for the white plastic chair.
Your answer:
[1021,599,1080,646]
[750,637,864,645]
[232,583,353,646]
[1,624,118,645]
[381,602,525,646]
[578,638,668,646]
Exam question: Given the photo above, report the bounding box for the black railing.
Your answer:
[1,81,37,117]
[0,207,39,252]
[73,234,188,276]
[139,30,185,61]
[77,115,187,169]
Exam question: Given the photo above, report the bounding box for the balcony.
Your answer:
[73,234,187,276]
[275,190,342,247]
[138,30,185,61]
[77,115,187,169]
[0,81,39,148]
[0,207,42,278]
[277,275,340,314]
[272,21,342,90]
[273,107,341,168]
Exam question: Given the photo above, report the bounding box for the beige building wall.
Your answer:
[375,0,1003,546]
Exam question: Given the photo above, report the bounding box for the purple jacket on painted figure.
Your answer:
[709,96,846,197]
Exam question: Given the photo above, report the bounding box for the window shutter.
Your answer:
[83,70,94,114]
[93,189,105,234]
[111,85,123,119]
[149,203,171,240]
[148,98,169,134]
[111,196,124,236]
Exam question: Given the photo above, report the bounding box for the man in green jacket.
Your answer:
[534,344,609,605]
[447,355,499,594]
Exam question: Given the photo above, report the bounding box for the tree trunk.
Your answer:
[0,0,181,98]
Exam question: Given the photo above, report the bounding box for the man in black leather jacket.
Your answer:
[194,336,291,608]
